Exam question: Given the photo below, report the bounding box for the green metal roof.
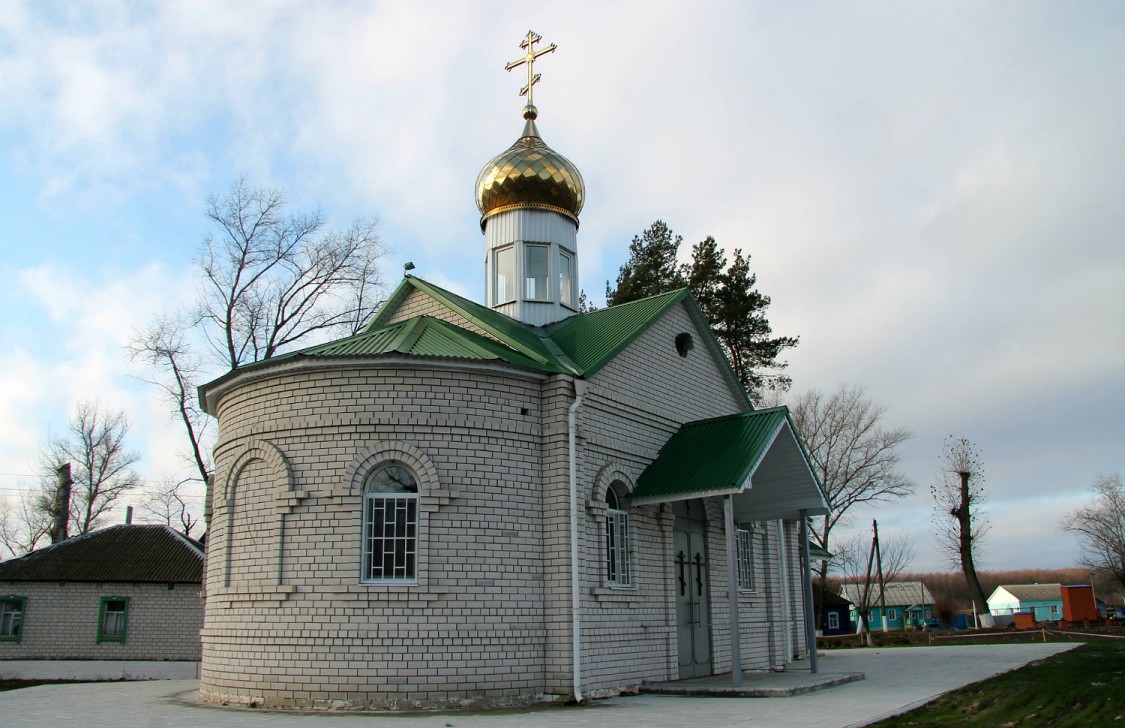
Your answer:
[366,276,575,373]
[631,408,790,503]
[808,544,834,560]
[544,289,688,375]
[362,277,703,378]
[273,315,552,372]
[202,277,752,415]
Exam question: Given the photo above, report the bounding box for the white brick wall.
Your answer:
[198,297,813,708]
[0,581,202,661]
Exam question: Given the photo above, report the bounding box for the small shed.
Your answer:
[0,524,204,663]
[817,590,854,636]
[987,584,1065,621]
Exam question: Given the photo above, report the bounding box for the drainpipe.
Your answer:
[568,379,589,703]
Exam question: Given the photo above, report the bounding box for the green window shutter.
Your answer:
[97,597,129,644]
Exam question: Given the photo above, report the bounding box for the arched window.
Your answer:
[605,482,631,586]
[362,464,419,583]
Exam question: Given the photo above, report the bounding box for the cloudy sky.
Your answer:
[1,2,1122,570]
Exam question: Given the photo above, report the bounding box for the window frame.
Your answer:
[97,597,129,644]
[559,248,575,309]
[361,463,420,585]
[827,612,840,631]
[494,245,516,304]
[523,243,550,302]
[735,525,754,591]
[604,484,632,587]
[0,595,26,642]
[886,608,898,621]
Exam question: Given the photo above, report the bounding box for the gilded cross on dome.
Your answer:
[504,30,556,109]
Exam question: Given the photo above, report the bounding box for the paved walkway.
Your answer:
[0,643,1076,728]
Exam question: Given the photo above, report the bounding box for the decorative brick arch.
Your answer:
[221,440,294,588]
[342,440,446,504]
[586,461,636,516]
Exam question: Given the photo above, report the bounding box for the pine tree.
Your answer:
[608,221,798,399]
[606,220,685,305]
[714,249,798,395]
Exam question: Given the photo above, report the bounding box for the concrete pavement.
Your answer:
[0,643,1077,728]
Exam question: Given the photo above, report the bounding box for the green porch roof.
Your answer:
[632,408,789,503]
[631,406,829,520]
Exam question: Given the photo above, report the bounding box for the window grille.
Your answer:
[605,485,631,586]
[362,465,419,583]
[736,527,754,590]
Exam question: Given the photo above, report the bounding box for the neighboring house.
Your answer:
[194,55,830,710]
[987,584,1064,621]
[987,583,1099,622]
[816,590,854,636]
[0,524,204,661]
[840,581,935,630]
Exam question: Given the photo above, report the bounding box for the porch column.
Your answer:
[724,494,742,686]
[798,509,818,674]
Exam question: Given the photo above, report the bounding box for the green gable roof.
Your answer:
[543,289,688,375]
[632,408,790,503]
[201,276,750,414]
[363,277,710,379]
[272,315,552,372]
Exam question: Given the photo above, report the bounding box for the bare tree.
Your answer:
[833,530,914,632]
[130,179,387,485]
[41,402,142,536]
[1063,473,1125,590]
[127,315,211,485]
[0,490,52,558]
[931,436,993,626]
[789,384,914,583]
[197,178,386,368]
[139,477,200,538]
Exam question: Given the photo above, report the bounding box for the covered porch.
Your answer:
[630,406,830,685]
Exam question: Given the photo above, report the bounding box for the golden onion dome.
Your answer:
[475,105,585,229]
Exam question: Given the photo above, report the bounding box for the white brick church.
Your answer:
[197,33,829,710]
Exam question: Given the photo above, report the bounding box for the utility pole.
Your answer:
[874,520,888,632]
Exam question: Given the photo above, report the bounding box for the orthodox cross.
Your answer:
[504,30,557,106]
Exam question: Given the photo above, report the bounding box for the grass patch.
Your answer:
[873,640,1125,727]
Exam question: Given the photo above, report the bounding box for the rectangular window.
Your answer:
[827,612,840,631]
[559,250,574,307]
[97,597,128,643]
[605,509,631,586]
[363,494,418,582]
[735,527,754,590]
[495,246,515,304]
[524,244,549,301]
[887,608,897,621]
[0,596,26,642]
